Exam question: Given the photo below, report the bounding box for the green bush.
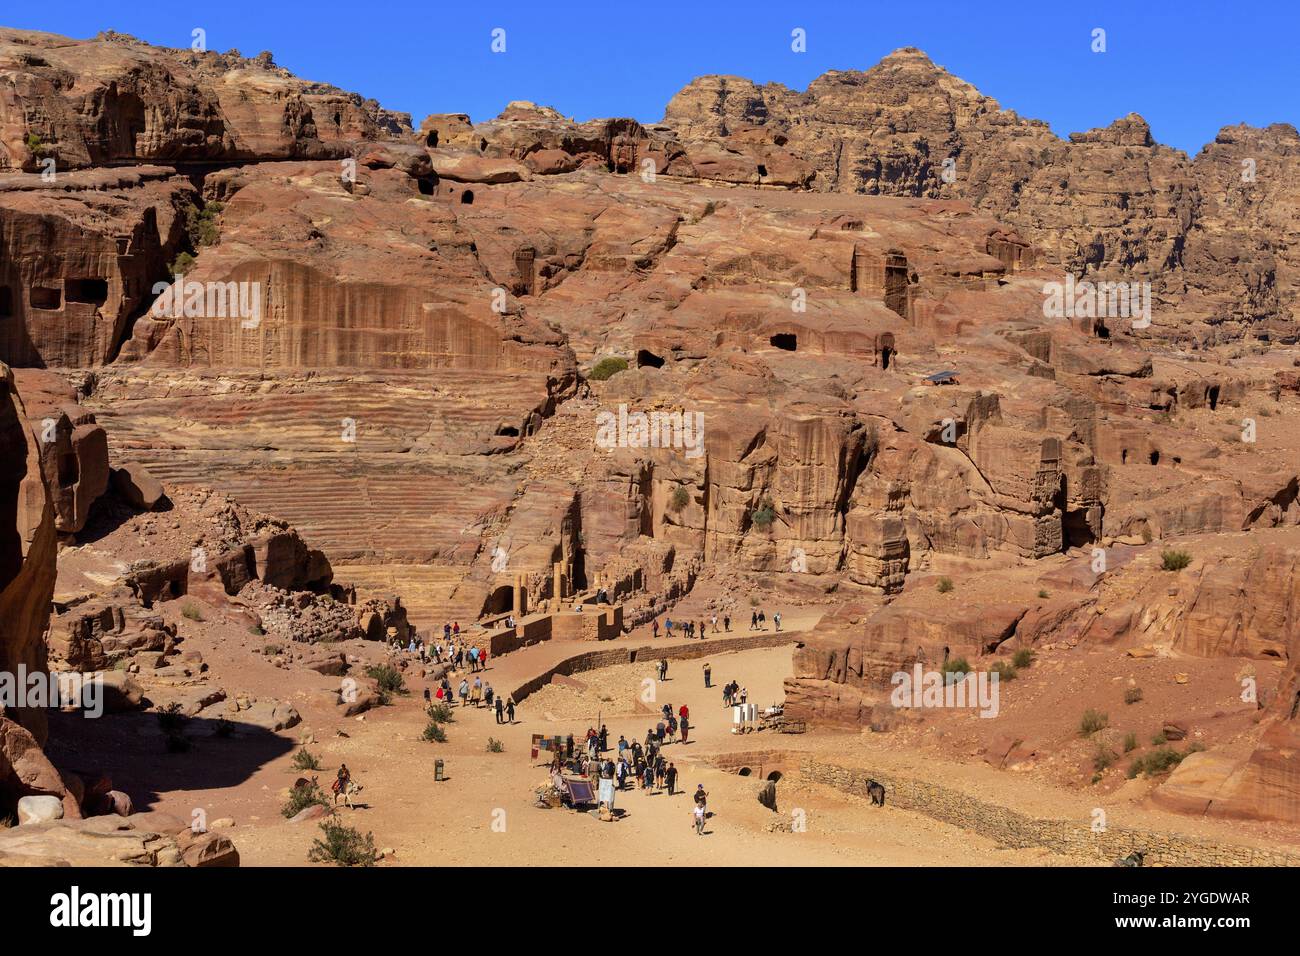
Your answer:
[990,661,1017,682]
[157,701,186,735]
[942,657,971,677]
[751,498,777,530]
[292,747,322,772]
[308,819,378,867]
[1129,746,1187,778]
[1079,709,1109,736]
[1161,549,1192,572]
[1123,732,1138,753]
[486,737,505,753]
[1037,589,1050,599]
[669,486,690,512]
[1151,732,1167,746]
[365,664,406,704]
[181,603,204,622]
[1011,648,1035,669]
[25,132,43,152]
[936,577,954,594]
[425,703,454,723]
[282,779,331,819]
[421,720,447,743]
[588,357,629,381]
[1124,687,1144,705]
[170,251,196,275]
[184,201,224,248]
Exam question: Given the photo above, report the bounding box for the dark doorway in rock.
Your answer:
[767,770,782,782]
[485,584,513,617]
[57,452,78,487]
[426,130,439,148]
[30,287,61,310]
[65,278,109,306]
[460,190,475,205]
[737,767,752,777]
[0,286,11,317]
[1063,509,1096,548]
[1208,385,1220,411]
[417,173,438,196]
[1094,319,1110,339]
[770,333,797,351]
[757,164,768,177]
[495,424,520,437]
[1149,450,1160,465]
[637,349,665,369]
[479,138,488,153]
[1121,449,1128,464]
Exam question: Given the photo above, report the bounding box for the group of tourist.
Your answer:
[721,681,747,707]
[653,613,731,640]
[430,673,504,711]
[553,708,692,796]
[749,609,781,631]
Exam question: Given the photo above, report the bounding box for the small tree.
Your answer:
[308,819,378,866]
[751,498,777,530]
[292,747,322,772]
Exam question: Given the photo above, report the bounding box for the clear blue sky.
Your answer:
[8,1,1297,156]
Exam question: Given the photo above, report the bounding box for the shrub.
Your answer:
[1161,549,1192,572]
[308,819,378,867]
[24,132,43,152]
[751,498,777,530]
[157,701,186,735]
[425,703,454,723]
[421,721,447,743]
[1151,732,1167,746]
[942,657,971,678]
[170,251,196,275]
[282,779,331,819]
[184,201,224,248]
[181,603,203,622]
[1093,743,1117,772]
[1079,709,1109,736]
[1124,687,1144,705]
[263,644,283,656]
[669,486,690,512]
[1011,648,1035,670]
[588,357,629,381]
[486,737,505,753]
[249,625,266,636]
[365,664,406,703]
[292,747,322,772]
[936,577,954,594]
[1123,732,1138,753]
[1037,589,1050,599]
[990,661,1017,682]
[1130,746,1186,778]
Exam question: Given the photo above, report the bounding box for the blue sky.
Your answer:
[8,1,1297,156]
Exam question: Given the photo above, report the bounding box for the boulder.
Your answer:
[112,463,167,510]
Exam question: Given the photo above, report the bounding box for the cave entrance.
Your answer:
[460,190,475,205]
[1208,385,1221,411]
[417,173,438,196]
[0,286,12,317]
[426,130,439,148]
[57,452,78,488]
[1063,509,1096,548]
[1149,450,1160,465]
[757,164,768,177]
[30,287,61,310]
[65,278,109,306]
[485,584,513,617]
[770,333,797,351]
[636,349,665,369]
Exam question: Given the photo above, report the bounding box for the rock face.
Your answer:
[0,29,409,172]
[0,362,66,814]
[0,814,238,866]
[664,48,1298,343]
[1,30,1298,837]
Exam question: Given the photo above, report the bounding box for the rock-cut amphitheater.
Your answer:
[2,27,1300,867]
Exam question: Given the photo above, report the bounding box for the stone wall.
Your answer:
[800,758,1300,867]
[510,633,796,704]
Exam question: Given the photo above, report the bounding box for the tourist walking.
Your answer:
[703,662,711,688]
[666,762,678,795]
[495,696,505,724]
[506,697,516,723]
[750,610,758,631]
